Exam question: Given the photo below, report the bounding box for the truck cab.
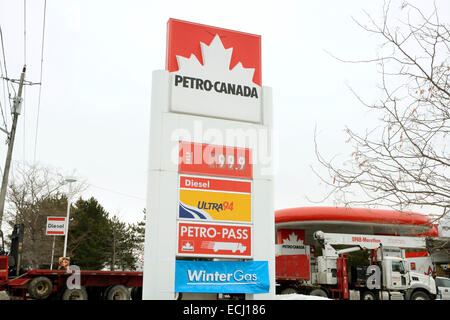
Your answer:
[376,256,435,299]
[381,257,409,291]
[374,245,436,299]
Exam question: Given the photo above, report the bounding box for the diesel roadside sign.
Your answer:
[46,216,66,236]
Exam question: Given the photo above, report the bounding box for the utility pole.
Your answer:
[0,65,26,228]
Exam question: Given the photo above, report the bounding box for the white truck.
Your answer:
[276,231,437,300]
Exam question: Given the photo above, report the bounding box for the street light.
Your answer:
[63,176,77,259]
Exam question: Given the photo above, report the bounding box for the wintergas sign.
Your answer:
[175,260,269,294]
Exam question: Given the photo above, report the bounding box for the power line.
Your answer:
[23,0,26,66]
[0,26,9,79]
[1,76,7,130]
[22,0,27,165]
[0,94,6,130]
[89,183,146,201]
[0,40,6,129]
[0,25,12,115]
[33,0,47,163]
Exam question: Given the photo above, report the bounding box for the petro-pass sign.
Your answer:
[177,221,252,258]
[166,19,262,123]
[175,260,269,294]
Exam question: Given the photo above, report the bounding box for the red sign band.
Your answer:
[178,141,252,179]
[179,175,251,193]
[47,231,65,235]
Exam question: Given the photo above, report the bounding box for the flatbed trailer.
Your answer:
[0,224,144,300]
[0,257,143,300]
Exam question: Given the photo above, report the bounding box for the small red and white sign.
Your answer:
[46,216,66,236]
[276,229,310,281]
[178,141,252,179]
[277,229,305,245]
[276,229,308,256]
[177,221,252,258]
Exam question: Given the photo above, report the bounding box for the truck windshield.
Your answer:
[392,261,405,274]
[436,278,450,287]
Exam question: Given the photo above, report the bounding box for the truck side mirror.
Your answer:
[403,260,410,272]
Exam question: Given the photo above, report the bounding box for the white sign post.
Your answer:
[46,216,66,270]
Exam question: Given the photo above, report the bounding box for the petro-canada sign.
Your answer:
[143,18,274,299]
[167,19,262,123]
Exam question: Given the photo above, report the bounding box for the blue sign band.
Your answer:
[175,260,269,294]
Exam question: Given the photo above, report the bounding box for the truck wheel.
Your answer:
[309,288,328,298]
[361,291,377,300]
[280,287,298,295]
[175,292,183,300]
[131,287,142,300]
[28,276,53,300]
[106,285,130,300]
[61,287,88,300]
[411,291,430,300]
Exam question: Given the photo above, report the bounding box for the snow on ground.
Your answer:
[0,291,330,301]
[0,291,10,300]
[276,293,331,300]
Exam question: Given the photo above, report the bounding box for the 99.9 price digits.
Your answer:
[209,152,246,171]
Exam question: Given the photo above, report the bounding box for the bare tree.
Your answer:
[5,163,85,268]
[314,2,449,220]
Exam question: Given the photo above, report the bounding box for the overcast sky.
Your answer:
[0,0,448,224]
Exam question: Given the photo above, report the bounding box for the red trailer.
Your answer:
[0,225,143,300]
[0,264,143,300]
